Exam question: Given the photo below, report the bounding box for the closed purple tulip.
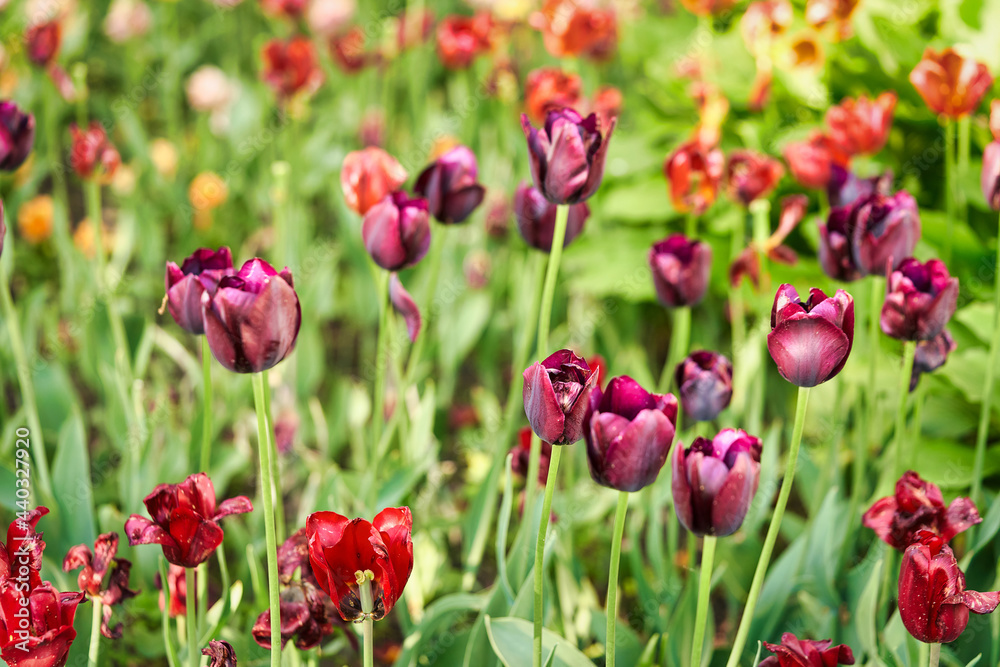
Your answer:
[202,258,301,373]
[649,234,712,308]
[583,376,678,492]
[414,145,486,224]
[982,141,1000,211]
[818,206,862,282]
[910,329,956,391]
[826,164,892,208]
[523,349,599,445]
[672,428,762,537]
[767,284,855,387]
[164,247,235,334]
[850,191,921,276]
[881,258,958,341]
[513,181,589,252]
[0,101,35,172]
[521,108,616,205]
[675,351,733,422]
[362,192,431,270]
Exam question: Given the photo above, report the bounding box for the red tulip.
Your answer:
[0,581,85,667]
[825,92,896,156]
[164,247,235,335]
[155,564,188,618]
[25,21,60,67]
[524,68,583,125]
[70,122,120,182]
[0,101,36,172]
[436,14,492,70]
[880,258,959,342]
[521,108,615,205]
[760,632,855,666]
[414,145,486,224]
[261,36,323,100]
[767,284,854,387]
[664,140,725,215]
[341,147,408,215]
[1,508,48,591]
[648,234,713,308]
[592,86,623,134]
[530,0,618,61]
[783,133,849,190]
[910,48,993,119]
[330,27,376,73]
[261,0,306,19]
[62,533,138,639]
[726,150,784,206]
[523,349,599,446]
[826,165,893,208]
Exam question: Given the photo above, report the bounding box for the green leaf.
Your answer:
[496,454,516,603]
[52,411,95,549]
[856,556,884,662]
[542,645,558,667]
[485,616,594,667]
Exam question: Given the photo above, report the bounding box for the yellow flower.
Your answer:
[18,195,54,244]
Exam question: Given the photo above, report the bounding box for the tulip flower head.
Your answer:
[530,0,618,61]
[825,92,896,156]
[910,48,993,119]
[768,284,855,387]
[899,531,1000,643]
[521,108,616,205]
[849,191,921,276]
[982,139,1000,211]
[725,150,784,206]
[362,192,432,271]
[525,67,583,124]
[62,533,138,638]
[414,145,486,224]
[818,206,862,282]
[523,349,599,445]
[880,258,959,341]
[70,122,120,182]
[648,235,712,308]
[0,581,85,667]
[203,640,238,667]
[261,36,323,100]
[514,181,589,252]
[0,101,36,172]
[331,27,376,73]
[25,21,60,67]
[125,472,253,568]
[675,351,734,422]
[664,140,725,215]
[1,507,48,590]
[672,429,762,537]
[783,132,849,190]
[163,247,235,335]
[306,507,413,622]
[910,329,956,391]
[826,165,893,208]
[341,147,408,215]
[436,14,492,69]
[759,633,855,666]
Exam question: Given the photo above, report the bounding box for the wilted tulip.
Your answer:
[664,140,725,215]
[530,0,618,61]
[898,531,1000,643]
[768,284,855,387]
[911,330,956,391]
[725,150,784,206]
[826,92,896,156]
[523,349,599,445]
[675,351,733,422]
[0,581,85,667]
[414,145,486,224]
[521,108,616,205]
[982,140,1000,210]
[362,192,431,271]
[389,273,421,342]
[163,246,234,334]
[648,235,712,308]
[881,258,959,341]
[341,147,408,215]
[514,181,589,252]
[25,21,60,67]
[62,533,138,639]
[849,191,921,276]
[910,48,993,118]
[525,67,583,124]
[783,132,848,190]
[672,429,762,537]
[436,14,492,69]
[826,164,893,208]
[0,101,36,172]
[203,641,238,667]
[760,633,855,666]
[261,36,323,100]
[1,507,48,589]
[584,376,678,492]
[511,426,553,483]
[70,122,120,182]
[306,507,413,621]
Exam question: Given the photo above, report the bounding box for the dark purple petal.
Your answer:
[389,273,422,342]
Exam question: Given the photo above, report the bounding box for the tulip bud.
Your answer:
[648,234,712,308]
[768,284,854,387]
[910,48,993,119]
[164,247,235,335]
[523,349,599,445]
[341,147,408,215]
[436,14,492,69]
[664,140,725,215]
[783,133,848,190]
[911,329,956,391]
[521,108,616,205]
[982,141,1000,210]
[825,92,896,156]
[25,20,60,67]
[672,428,762,537]
[725,150,784,206]
[898,531,1000,643]
[759,633,855,666]
[514,181,589,252]
[675,351,733,422]
[583,376,678,492]
[0,101,36,172]
[414,145,486,224]
[362,192,431,271]
[525,67,583,124]
[592,86,623,134]
[261,36,323,100]
[70,122,120,182]
[880,258,958,342]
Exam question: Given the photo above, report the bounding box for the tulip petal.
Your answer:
[389,273,422,342]
[710,451,758,537]
[237,274,302,373]
[767,315,851,387]
[215,495,254,519]
[596,409,673,492]
[523,362,566,445]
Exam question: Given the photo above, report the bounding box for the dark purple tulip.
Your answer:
[0,101,35,172]
[361,192,431,271]
[414,145,486,224]
[203,640,238,667]
[648,234,712,308]
[389,273,421,342]
[911,329,956,391]
[513,181,589,252]
[818,206,862,282]
[672,428,762,537]
[767,284,855,387]
[521,108,616,205]
[826,164,892,208]
[674,351,733,422]
[164,247,235,335]
[881,258,958,342]
[523,349,599,445]
[202,258,301,373]
[583,376,678,492]
[850,191,921,276]
[982,141,1000,211]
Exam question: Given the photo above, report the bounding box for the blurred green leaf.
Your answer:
[486,616,594,667]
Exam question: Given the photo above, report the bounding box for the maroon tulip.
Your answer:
[982,140,1000,210]
[125,472,253,568]
[649,234,712,308]
[70,122,120,182]
[849,191,921,277]
[25,21,60,67]
[672,428,762,537]
[826,164,893,208]
[818,206,862,282]
[675,351,733,422]
[725,150,784,206]
[306,507,413,622]
[899,531,1000,643]
[202,258,301,373]
[414,146,486,224]
[910,329,956,391]
[164,247,234,335]
[880,258,959,341]
[362,192,432,271]
[511,426,552,483]
[767,284,855,387]
[1,507,47,591]
[62,533,138,639]
[863,471,980,551]
[0,102,36,172]
[389,273,421,343]
[664,140,725,215]
[759,633,855,666]
[521,108,616,205]
[514,181,589,252]
[0,581,85,667]
[203,640,238,667]
[583,376,678,492]
[523,349,599,446]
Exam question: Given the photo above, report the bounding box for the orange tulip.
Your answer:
[340,147,408,215]
[909,48,993,119]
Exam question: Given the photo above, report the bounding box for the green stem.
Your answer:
[373,268,391,451]
[691,535,717,667]
[42,87,76,310]
[272,162,291,270]
[866,276,883,454]
[971,209,1000,513]
[86,179,132,378]
[252,373,282,667]
[533,445,563,667]
[199,336,213,473]
[944,120,955,263]
[928,642,941,667]
[404,228,446,384]
[894,341,917,480]
[729,217,747,411]
[262,371,285,542]
[359,576,375,667]
[660,306,691,394]
[606,491,629,667]
[685,212,697,237]
[750,199,771,294]
[725,386,811,667]
[958,115,970,227]
[186,568,198,667]
[536,205,570,356]
[88,598,102,667]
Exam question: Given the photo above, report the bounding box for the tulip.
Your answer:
[825,92,896,156]
[62,533,138,639]
[521,108,616,205]
[514,181,589,252]
[396,8,435,50]
[0,581,85,667]
[648,234,712,308]
[817,206,862,282]
[306,507,413,622]
[202,258,302,373]
[341,147,409,215]
[783,132,849,190]
[982,140,1000,210]
[849,191,921,277]
[664,140,725,215]
[759,633,855,666]
[203,641,238,667]
[0,507,48,589]
[125,472,253,568]
[991,100,1000,141]
[530,0,618,61]
[70,122,120,182]
[826,164,893,208]
[672,428,762,536]
[25,21,60,67]
[164,247,234,334]
[261,0,306,18]
[583,376,678,492]
[725,150,784,206]
[863,470,980,551]
[0,101,36,172]
[523,349,599,446]
[911,329,956,391]
[512,426,553,483]
[261,36,323,99]
[330,27,374,73]
[767,284,854,387]
[910,48,993,118]
[414,145,486,224]
[804,0,858,37]
[525,67,583,124]
[361,192,432,271]
[436,14,492,69]
[679,0,738,16]
[692,82,730,149]
[592,86,623,134]
[155,564,188,618]
[675,351,733,422]
[389,273,421,342]
[880,258,959,342]
[899,531,1000,643]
